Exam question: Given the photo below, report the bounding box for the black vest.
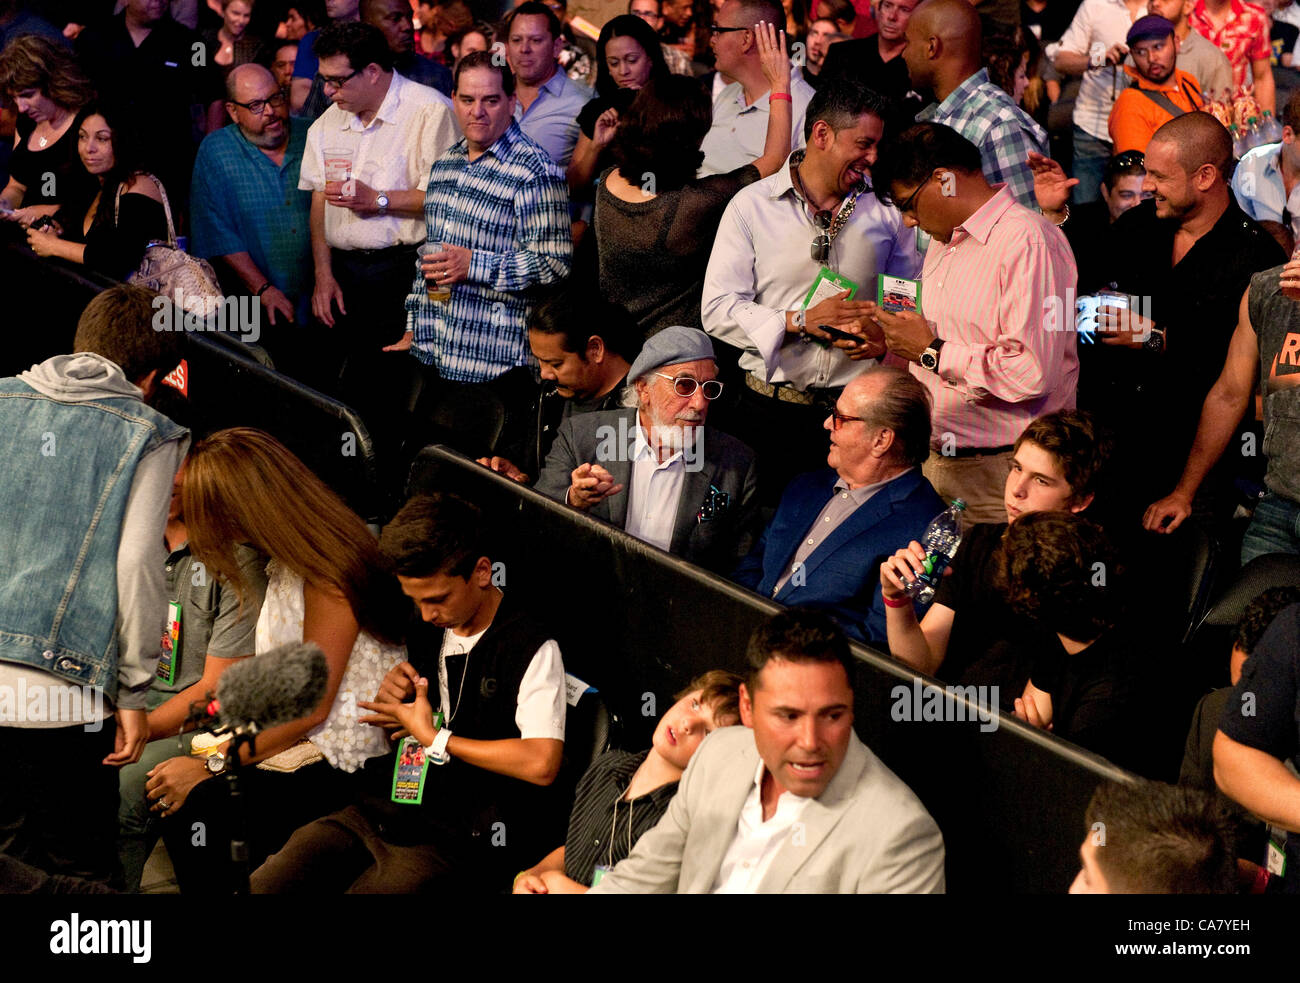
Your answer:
[360,602,568,870]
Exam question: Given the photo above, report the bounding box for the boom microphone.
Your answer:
[211,642,329,732]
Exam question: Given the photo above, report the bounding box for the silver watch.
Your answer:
[375,191,389,215]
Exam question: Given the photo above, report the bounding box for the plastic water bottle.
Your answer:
[1230,124,1244,159]
[1241,117,1262,155]
[904,499,966,605]
[1259,110,1284,144]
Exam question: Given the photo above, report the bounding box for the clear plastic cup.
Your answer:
[418,242,452,302]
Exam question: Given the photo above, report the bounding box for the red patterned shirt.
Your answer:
[1189,0,1271,93]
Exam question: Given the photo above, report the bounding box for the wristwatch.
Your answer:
[919,337,945,371]
[1144,327,1166,352]
[375,191,390,215]
[205,752,229,777]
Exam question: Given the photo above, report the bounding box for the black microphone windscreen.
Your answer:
[214,642,330,730]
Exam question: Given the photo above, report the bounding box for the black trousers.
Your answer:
[161,759,358,894]
[0,723,119,886]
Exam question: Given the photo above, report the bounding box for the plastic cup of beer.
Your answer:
[418,242,452,302]
[323,147,353,195]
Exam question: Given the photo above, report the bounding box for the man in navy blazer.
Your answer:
[734,365,944,644]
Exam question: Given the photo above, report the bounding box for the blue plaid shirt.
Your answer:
[406,121,572,382]
[190,119,312,320]
[916,69,1048,209]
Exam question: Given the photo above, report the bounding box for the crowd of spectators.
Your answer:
[2,0,1300,898]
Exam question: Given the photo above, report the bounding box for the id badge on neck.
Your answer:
[157,600,181,685]
[391,735,431,805]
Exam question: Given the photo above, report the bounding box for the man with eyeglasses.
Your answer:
[535,326,762,573]
[698,0,816,176]
[733,366,943,644]
[191,64,313,363]
[297,22,458,403]
[868,122,1077,523]
[703,81,922,505]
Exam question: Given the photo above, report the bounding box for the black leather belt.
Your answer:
[944,444,1014,459]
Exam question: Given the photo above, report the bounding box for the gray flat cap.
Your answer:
[628,325,717,381]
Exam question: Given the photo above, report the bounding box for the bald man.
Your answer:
[905,0,1046,208]
[1081,112,1285,525]
[190,63,315,359]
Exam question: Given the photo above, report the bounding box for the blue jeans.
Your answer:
[1071,126,1112,205]
[1241,493,1300,566]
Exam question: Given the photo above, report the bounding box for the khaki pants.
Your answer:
[922,449,1014,526]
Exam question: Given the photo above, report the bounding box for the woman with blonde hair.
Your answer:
[146,427,410,892]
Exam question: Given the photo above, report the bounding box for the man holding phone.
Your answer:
[1080,112,1284,523]
[703,80,922,504]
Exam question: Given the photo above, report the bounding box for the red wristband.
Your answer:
[882,594,911,608]
[769,91,792,103]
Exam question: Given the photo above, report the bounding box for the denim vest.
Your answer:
[0,379,187,704]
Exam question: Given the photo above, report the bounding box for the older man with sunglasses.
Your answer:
[703,79,921,505]
[535,326,762,574]
[733,365,943,644]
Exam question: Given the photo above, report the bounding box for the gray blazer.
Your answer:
[533,406,761,573]
[588,726,946,894]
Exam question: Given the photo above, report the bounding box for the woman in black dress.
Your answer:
[25,101,169,281]
[0,35,94,226]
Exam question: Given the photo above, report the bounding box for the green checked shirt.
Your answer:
[190,118,313,319]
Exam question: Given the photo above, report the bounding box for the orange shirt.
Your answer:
[1108,65,1207,154]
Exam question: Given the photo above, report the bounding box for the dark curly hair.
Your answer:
[997,511,1122,642]
[612,74,711,192]
[1235,586,1300,656]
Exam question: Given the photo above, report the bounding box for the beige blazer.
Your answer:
[588,726,946,894]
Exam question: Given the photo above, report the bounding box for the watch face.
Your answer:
[920,351,937,370]
[206,754,225,775]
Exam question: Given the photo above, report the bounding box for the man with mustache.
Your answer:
[534,326,762,573]
[191,64,313,364]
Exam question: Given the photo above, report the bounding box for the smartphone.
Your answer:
[815,323,862,344]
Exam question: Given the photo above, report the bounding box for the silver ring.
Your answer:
[159,799,170,810]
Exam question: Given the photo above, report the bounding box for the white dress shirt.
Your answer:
[1054,0,1148,141]
[698,74,817,177]
[622,421,688,552]
[438,621,567,741]
[702,153,923,391]
[299,71,460,250]
[711,759,813,893]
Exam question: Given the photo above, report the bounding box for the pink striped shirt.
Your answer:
[910,185,1079,450]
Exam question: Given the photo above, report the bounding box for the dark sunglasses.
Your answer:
[811,209,832,262]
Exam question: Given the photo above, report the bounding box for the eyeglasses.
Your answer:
[811,208,832,262]
[709,24,749,33]
[317,68,362,89]
[653,373,724,399]
[895,174,931,215]
[228,90,288,115]
[830,409,868,430]
[1112,150,1144,168]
